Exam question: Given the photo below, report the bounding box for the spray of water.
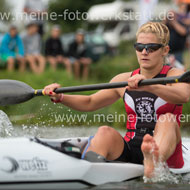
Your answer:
[143,161,182,184]
[0,110,14,137]
[143,145,182,184]
[0,103,66,138]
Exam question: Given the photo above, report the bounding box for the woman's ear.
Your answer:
[163,45,170,56]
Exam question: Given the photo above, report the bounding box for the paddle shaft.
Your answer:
[0,71,189,106]
[35,75,181,96]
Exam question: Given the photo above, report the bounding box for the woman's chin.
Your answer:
[140,63,153,69]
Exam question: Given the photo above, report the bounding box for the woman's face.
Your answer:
[136,32,169,70]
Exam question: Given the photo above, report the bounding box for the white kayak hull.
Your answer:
[0,137,189,189]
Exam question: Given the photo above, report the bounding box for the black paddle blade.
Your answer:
[178,71,190,83]
[0,80,35,106]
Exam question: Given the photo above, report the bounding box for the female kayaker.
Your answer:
[43,22,190,178]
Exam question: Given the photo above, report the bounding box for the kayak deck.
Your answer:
[0,137,144,189]
[0,137,190,189]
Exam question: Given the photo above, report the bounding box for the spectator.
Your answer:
[68,29,92,80]
[0,25,25,72]
[164,0,190,65]
[23,0,47,37]
[45,25,72,74]
[22,23,45,74]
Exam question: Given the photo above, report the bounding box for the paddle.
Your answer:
[0,71,190,106]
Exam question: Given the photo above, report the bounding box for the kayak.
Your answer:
[0,137,190,189]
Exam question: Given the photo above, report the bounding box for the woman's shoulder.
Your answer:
[167,67,184,77]
[110,72,132,83]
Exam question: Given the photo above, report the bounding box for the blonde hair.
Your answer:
[136,22,170,46]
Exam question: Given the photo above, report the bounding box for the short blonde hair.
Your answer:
[136,22,170,46]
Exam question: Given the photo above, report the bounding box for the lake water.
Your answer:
[0,110,190,190]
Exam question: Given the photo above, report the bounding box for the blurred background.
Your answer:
[0,0,190,130]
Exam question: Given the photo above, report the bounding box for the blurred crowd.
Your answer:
[0,24,92,80]
[0,0,92,80]
[0,22,92,79]
[0,0,190,78]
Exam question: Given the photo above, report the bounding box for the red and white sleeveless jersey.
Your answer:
[123,65,183,142]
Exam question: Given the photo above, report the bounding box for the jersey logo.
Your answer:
[136,101,153,115]
[136,98,155,122]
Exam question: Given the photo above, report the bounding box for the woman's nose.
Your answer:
[141,48,148,54]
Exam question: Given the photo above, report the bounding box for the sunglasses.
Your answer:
[134,43,163,53]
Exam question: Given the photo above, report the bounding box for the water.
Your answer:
[0,110,14,137]
[0,111,190,190]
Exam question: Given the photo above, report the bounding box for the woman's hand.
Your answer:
[126,74,147,91]
[43,83,63,103]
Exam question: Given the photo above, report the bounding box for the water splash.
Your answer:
[0,110,14,137]
[143,161,182,184]
[142,137,182,184]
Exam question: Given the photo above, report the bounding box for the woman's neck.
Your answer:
[140,65,163,79]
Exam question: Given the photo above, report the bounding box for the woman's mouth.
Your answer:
[141,58,150,61]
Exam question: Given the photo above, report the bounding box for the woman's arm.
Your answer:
[127,69,190,104]
[147,69,190,104]
[59,89,120,112]
[44,72,131,112]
